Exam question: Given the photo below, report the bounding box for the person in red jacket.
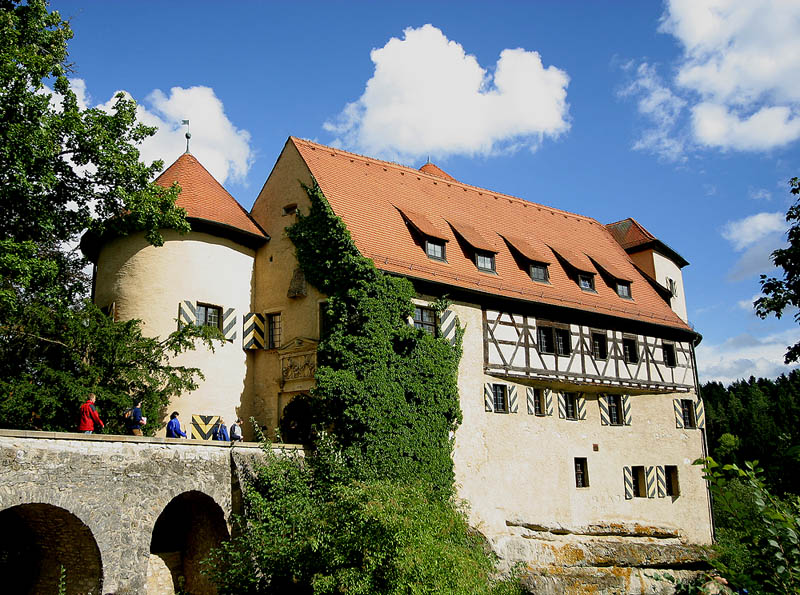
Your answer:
[78,393,104,434]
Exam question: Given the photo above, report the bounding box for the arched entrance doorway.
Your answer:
[149,491,229,594]
[0,503,103,595]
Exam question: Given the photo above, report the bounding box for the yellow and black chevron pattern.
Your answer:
[191,414,220,440]
[178,300,196,329]
[242,313,266,349]
[222,308,236,341]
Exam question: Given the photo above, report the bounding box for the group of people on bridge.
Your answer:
[77,394,243,442]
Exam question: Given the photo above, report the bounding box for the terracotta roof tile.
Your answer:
[419,162,456,181]
[605,218,655,250]
[501,234,553,264]
[156,153,266,238]
[289,138,691,333]
[395,206,449,241]
[448,219,498,253]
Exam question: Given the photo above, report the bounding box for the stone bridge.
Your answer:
[0,429,302,595]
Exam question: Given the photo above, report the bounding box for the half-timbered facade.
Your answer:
[88,136,712,590]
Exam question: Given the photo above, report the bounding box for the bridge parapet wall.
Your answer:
[0,429,302,595]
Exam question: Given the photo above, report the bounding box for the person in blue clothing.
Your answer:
[213,418,229,441]
[166,412,187,438]
[126,400,146,436]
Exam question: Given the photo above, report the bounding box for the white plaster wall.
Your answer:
[94,230,255,432]
[447,299,712,545]
[652,252,688,322]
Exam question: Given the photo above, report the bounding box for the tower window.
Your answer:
[680,399,696,429]
[623,338,639,364]
[492,384,508,413]
[564,392,578,420]
[413,306,437,336]
[665,465,680,497]
[197,303,222,331]
[592,333,607,360]
[532,389,545,416]
[267,313,281,349]
[632,466,646,497]
[574,458,589,488]
[607,395,623,426]
[663,343,677,367]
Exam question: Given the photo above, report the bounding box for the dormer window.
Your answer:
[530,263,549,283]
[475,251,495,273]
[425,239,446,261]
[617,281,632,299]
[578,273,595,291]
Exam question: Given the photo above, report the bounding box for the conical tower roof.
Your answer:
[156,153,267,240]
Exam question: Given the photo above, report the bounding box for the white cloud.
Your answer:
[660,0,800,152]
[696,327,800,384]
[324,24,571,160]
[721,211,786,280]
[618,62,688,162]
[749,187,772,201]
[95,86,252,185]
[737,293,762,311]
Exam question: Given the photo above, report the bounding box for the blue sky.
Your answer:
[53,0,800,384]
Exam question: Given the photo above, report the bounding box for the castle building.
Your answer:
[87,137,712,585]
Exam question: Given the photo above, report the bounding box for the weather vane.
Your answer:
[182,119,191,153]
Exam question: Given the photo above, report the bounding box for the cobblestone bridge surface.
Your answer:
[0,429,301,595]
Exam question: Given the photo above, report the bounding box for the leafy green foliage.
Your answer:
[285,180,463,497]
[1,0,214,432]
[204,445,523,595]
[757,177,800,362]
[698,457,800,594]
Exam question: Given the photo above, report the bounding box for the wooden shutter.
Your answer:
[440,309,458,346]
[178,300,197,329]
[577,393,587,420]
[222,307,237,341]
[557,392,566,419]
[242,313,266,350]
[191,414,219,440]
[599,395,610,425]
[508,385,518,413]
[646,466,657,498]
[673,399,684,429]
[623,467,633,500]
[484,383,494,412]
[545,389,553,416]
[656,466,666,498]
[695,399,706,429]
[526,387,536,415]
[623,395,632,426]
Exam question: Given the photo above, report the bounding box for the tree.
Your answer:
[0,0,218,433]
[756,177,800,362]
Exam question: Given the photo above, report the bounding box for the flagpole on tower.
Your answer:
[182,119,191,153]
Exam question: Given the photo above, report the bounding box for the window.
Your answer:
[564,392,578,420]
[663,343,677,367]
[574,458,589,488]
[475,251,495,272]
[537,326,554,354]
[197,303,222,330]
[554,328,571,356]
[425,239,446,261]
[632,466,646,498]
[492,384,508,413]
[623,337,639,364]
[607,395,623,426]
[530,263,549,282]
[267,313,281,349]
[666,277,678,297]
[680,399,696,429]
[665,465,679,496]
[413,306,437,336]
[578,273,595,291]
[617,282,632,299]
[532,389,545,416]
[591,333,607,360]
[282,203,297,216]
[538,326,570,356]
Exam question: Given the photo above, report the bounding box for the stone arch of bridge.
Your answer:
[147,489,230,595]
[0,502,103,595]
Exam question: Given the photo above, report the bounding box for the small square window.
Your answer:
[425,239,446,261]
[607,395,623,426]
[267,313,281,349]
[681,399,696,429]
[632,466,646,497]
[492,384,508,413]
[575,458,589,488]
[564,392,578,420]
[665,465,680,497]
[532,389,545,416]
[414,306,438,336]
[282,203,298,216]
[623,338,639,364]
[197,303,222,331]
[578,274,595,291]
[592,333,607,360]
[530,263,549,282]
[537,326,554,354]
[476,251,495,272]
[663,343,677,367]
[617,282,632,299]
[555,328,571,356]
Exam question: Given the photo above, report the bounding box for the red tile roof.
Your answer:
[156,153,266,239]
[419,162,456,181]
[289,138,692,333]
[606,218,689,268]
